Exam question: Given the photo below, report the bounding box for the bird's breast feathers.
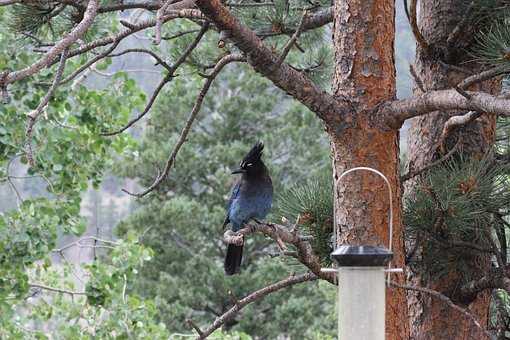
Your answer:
[228,191,272,230]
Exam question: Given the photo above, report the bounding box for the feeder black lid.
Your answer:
[331,245,393,267]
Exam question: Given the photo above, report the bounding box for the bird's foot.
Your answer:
[224,230,244,246]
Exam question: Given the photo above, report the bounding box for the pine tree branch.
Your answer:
[122,53,245,197]
[459,268,510,300]
[195,0,348,123]
[101,22,209,137]
[2,0,99,86]
[378,89,510,129]
[224,221,335,283]
[458,65,510,90]
[391,282,492,339]
[196,272,317,339]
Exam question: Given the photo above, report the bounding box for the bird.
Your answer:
[223,142,273,275]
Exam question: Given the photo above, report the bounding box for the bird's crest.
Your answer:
[240,142,264,167]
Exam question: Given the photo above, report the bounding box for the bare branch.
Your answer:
[224,221,335,283]
[59,41,121,85]
[186,319,204,337]
[275,10,307,67]
[101,23,209,137]
[52,236,119,253]
[401,138,460,182]
[108,49,173,72]
[3,0,99,86]
[379,89,510,129]
[460,268,510,300]
[458,65,510,90]
[23,9,205,75]
[195,0,347,122]
[25,49,68,167]
[29,283,86,296]
[98,0,197,13]
[197,272,317,339]
[391,282,492,339]
[123,53,245,197]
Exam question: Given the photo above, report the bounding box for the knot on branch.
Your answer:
[224,230,245,246]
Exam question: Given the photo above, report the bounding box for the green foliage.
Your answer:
[404,153,510,280]
[276,175,334,265]
[0,239,170,339]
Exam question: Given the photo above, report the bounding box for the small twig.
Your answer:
[59,41,120,85]
[276,11,308,67]
[390,282,492,339]
[52,236,119,253]
[186,319,204,337]
[401,138,460,182]
[161,29,200,41]
[458,65,510,90]
[101,74,172,136]
[25,49,68,167]
[438,60,473,75]
[29,283,86,296]
[102,22,210,137]
[197,272,317,339]
[107,48,173,72]
[122,53,245,197]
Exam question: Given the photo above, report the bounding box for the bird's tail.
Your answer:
[224,244,243,275]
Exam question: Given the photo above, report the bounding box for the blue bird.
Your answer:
[224,142,273,275]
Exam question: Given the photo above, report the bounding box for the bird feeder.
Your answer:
[324,167,399,340]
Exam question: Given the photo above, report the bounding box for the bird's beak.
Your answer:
[231,168,246,174]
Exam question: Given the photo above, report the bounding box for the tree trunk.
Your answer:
[330,1,409,338]
[406,1,497,338]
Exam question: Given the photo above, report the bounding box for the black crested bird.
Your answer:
[223,142,273,275]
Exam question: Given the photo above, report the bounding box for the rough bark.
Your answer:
[405,1,497,338]
[331,1,409,339]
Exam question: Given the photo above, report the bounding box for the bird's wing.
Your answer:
[222,181,241,229]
